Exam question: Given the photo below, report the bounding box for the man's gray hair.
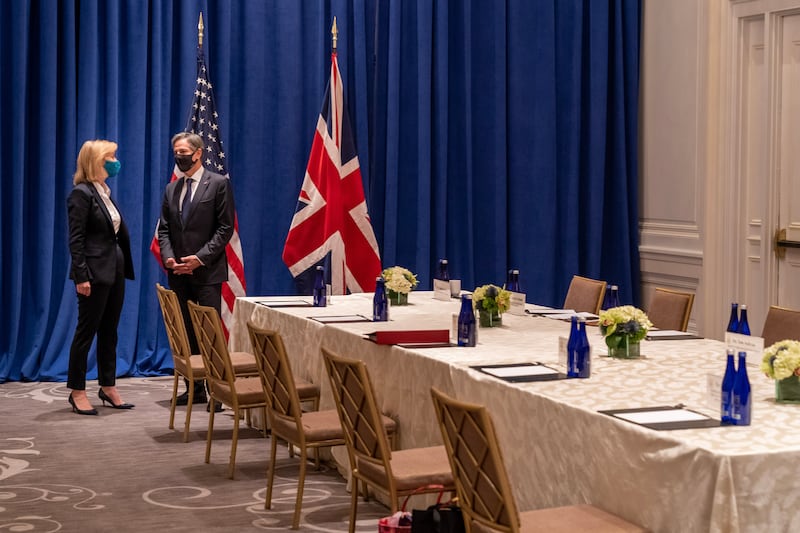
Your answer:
[171,132,204,152]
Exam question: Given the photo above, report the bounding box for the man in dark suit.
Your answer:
[158,132,235,407]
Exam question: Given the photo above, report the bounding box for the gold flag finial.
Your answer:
[331,16,338,52]
[198,12,204,48]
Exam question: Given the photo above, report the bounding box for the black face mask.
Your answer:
[175,153,196,172]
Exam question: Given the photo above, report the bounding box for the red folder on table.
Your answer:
[366,329,450,345]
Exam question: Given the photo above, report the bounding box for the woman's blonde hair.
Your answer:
[73,139,118,185]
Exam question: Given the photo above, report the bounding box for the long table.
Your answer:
[230,292,800,533]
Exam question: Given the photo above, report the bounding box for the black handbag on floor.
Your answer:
[410,491,465,533]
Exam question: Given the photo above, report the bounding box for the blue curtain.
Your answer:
[0,0,641,383]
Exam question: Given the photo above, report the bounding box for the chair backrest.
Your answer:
[430,387,520,533]
[647,288,695,331]
[563,275,607,314]
[155,283,193,366]
[247,323,303,427]
[322,348,393,472]
[187,301,235,388]
[762,305,800,347]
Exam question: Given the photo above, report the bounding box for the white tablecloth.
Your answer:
[230,292,800,533]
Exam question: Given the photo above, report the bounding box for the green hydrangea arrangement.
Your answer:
[761,340,800,380]
[382,266,418,294]
[472,284,511,315]
[598,305,653,347]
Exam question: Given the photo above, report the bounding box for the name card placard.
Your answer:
[449,279,462,298]
[705,373,723,412]
[724,332,764,356]
[558,336,568,369]
[433,279,450,301]
[508,292,526,316]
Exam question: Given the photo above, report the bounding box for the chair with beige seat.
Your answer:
[563,275,607,314]
[322,348,454,533]
[247,323,354,529]
[155,283,259,442]
[647,288,695,332]
[187,300,272,478]
[762,305,800,346]
[430,387,648,533]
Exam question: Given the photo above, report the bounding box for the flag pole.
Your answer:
[331,16,338,52]
[198,12,204,49]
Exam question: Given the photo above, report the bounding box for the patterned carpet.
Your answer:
[0,377,391,532]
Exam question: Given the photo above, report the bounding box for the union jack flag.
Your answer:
[150,47,246,336]
[282,51,381,294]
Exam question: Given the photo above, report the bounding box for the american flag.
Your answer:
[150,47,246,336]
[282,51,381,294]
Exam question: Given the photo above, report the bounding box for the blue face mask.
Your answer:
[104,159,121,177]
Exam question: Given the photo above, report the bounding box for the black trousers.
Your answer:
[168,274,222,393]
[67,246,126,390]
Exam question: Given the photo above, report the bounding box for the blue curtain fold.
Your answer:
[0,0,641,382]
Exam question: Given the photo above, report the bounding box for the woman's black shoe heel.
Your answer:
[68,394,98,416]
[98,389,134,409]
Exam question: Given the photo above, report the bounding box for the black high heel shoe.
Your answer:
[68,394,98,416]
[98,389,135,409]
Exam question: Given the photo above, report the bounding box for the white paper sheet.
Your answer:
[544,311,598,320]
[312,315,370,323]
[481,365,558,378]
[647,330,695,338]
[613,408,709,425]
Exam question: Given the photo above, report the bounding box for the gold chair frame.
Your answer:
[156,284,260,442]
[187,301,267,479]
[762,305,800,347]
[647,287,695,332]
[563,275,607,314]
[322,348,452,533]
[430,387,647,533]
[247,323,345,529]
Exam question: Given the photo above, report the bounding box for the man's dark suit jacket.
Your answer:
[157,169,235,285]
[67,182,134,285]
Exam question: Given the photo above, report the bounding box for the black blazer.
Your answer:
[67,182,134,285]
[157,169,235,285]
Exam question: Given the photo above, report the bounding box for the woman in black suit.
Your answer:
[66,139,135,415]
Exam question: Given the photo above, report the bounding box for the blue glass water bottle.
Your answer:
[566,316,579,378]
[726,302,739,333]
[736,305,750,335]
[457,294,477,347]
[437,259,450,281]
[313,266,327,307]
[506,269,521,292]
[373,277,389,322]
[731,351,751,426]
[601,284,613,310]
[720,349,736,424]
[576,318,591,378]
[609,285,620,308]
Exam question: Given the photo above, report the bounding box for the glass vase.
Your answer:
[479,310,502,328]
[775,375,800,404]
[607,336,640,359]
[388,290,408,306]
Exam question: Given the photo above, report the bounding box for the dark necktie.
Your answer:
[181,178,194,223]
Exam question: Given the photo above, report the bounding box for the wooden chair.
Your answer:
[762,305,800,347]
[187,301,273,479]
[155,283,258,442]
[247,323,350,529]
[563,275,607,314]
[322,348,454,533]
[647,288,695,331]
[430,387,647,533]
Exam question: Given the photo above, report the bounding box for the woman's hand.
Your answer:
[76,281,91,297]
